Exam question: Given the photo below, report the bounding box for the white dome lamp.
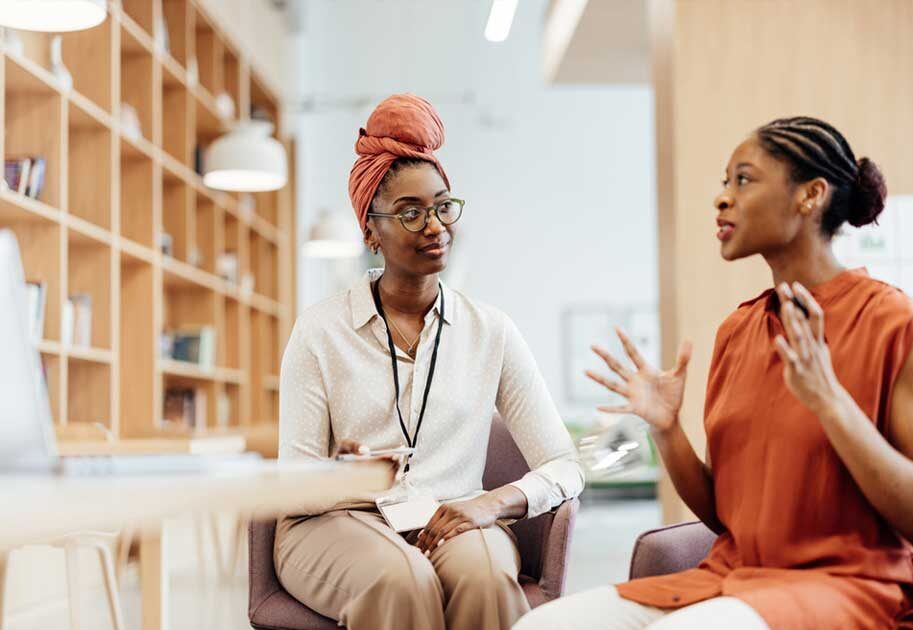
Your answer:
[0,0,107,32]
[301,210,363,259]
[203,120,288,192]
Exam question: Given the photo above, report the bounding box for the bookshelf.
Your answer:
[0,1,295,451]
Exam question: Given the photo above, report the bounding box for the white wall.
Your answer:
[292,0,657,424]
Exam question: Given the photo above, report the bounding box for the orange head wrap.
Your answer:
[348,94,450,234]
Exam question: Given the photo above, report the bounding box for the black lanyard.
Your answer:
[371,278,445,472]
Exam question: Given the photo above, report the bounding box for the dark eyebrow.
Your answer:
[393,190,450,204]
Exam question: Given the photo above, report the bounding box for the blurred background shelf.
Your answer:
[0,0,295,453]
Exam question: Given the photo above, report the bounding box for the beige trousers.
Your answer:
[512,585,769,630]
[275,509,530,630]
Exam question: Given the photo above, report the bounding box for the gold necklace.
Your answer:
[386,315,420,356]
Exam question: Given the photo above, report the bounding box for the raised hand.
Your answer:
[586,327,692,434]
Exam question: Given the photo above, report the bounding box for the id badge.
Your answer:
[375,482,440,533]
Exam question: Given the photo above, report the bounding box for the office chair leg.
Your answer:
[95,543,126,630]
[64,545,82,630]
[0,551,8,630]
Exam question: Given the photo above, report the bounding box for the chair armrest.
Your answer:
[510,497,579,602]
[248,519,283,619]
[627,520,717,580]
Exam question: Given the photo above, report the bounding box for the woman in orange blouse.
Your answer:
[515,116,913,629]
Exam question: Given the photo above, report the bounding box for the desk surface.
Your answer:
[0,460,393,550]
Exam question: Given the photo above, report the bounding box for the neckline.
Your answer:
[762,267,868,312]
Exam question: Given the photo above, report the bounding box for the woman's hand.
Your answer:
[414,496,499,556]
[335,439,369,456]
[586,328,692,435]
[773,282,845,415]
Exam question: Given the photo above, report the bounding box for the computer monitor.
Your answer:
[0,229,57,470]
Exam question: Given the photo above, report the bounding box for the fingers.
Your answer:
[417,505,448,553]
[597,404,633,414]
[590,345,632,381]
[423,514,462,555]
[674,340,693,376]
[336,439,367,456]
[585,369,630,398]
[792,282,825,342]
[615,327,648,371]
[774,335,799,365]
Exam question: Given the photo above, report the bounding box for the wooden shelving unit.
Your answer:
[0,0,295,448]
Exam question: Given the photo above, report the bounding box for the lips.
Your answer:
[716,218,735,242]
[418,240,449,255]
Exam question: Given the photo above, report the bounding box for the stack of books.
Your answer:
[4,156,47,199]
[62,293,92,347]
[162,387,207,430]
[160,325,216,368]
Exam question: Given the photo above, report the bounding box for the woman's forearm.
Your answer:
[818,388,913,541]
[652,421,723,533]
[479,484,529,520]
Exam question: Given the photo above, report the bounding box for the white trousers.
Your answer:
[513,586,769,630]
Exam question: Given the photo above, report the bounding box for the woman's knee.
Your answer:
[368,548,443,605]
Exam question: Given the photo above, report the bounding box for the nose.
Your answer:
[424,210,445,235]
[714,191,733,212]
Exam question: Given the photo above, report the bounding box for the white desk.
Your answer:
[0,461,393,630]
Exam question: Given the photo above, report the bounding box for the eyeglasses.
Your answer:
[367,198,464,233]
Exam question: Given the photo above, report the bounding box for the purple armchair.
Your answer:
[628,521,718,580]
[248,417,580,630]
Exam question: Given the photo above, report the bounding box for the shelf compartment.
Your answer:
[5,56,63,209]
[67,100,112,229]
[162,171,190,262]
[61,17,114,113]
[221,43,240,123]
[252,190,278,227]
[120,139,156,248]
[193,8,222,97]
[0,217,62,341]
[121,0,156,42]
[161,373,216,433]
[265,315,279,375]
[162,0,191,68]
[120,23,156,145]
[248,309,264,424]
[119,255,156,437]
[217,383,240,429]
[249,74,279,134]
[66,230,112,350]
[162,61,192,166]
[193,192,217,273]
[67,359,111,426]
[222,296,240,369]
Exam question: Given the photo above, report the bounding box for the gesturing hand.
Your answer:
[586,327,692,434]
[414,496,498,556]
[773,282,844,415]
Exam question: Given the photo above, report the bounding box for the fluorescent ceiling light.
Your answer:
[203,121,288,192]
[0,0,107,32]
[485,0,518,43]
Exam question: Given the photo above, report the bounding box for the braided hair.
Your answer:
[756,117,886,238]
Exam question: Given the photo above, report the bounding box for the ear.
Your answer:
[799,177,829,216]
[363,219,380,253]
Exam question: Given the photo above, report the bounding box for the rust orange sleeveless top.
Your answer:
[618,269,913,629]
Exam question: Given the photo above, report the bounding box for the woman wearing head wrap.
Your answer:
[274,94,584,630]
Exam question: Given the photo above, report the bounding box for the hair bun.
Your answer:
[848,157,887,227]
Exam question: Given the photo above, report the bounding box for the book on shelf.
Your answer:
[4,156,46,199]
[162,325,216,368]
[162,387,207,431]
[25,280,47,343]
[62,293,92,347]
